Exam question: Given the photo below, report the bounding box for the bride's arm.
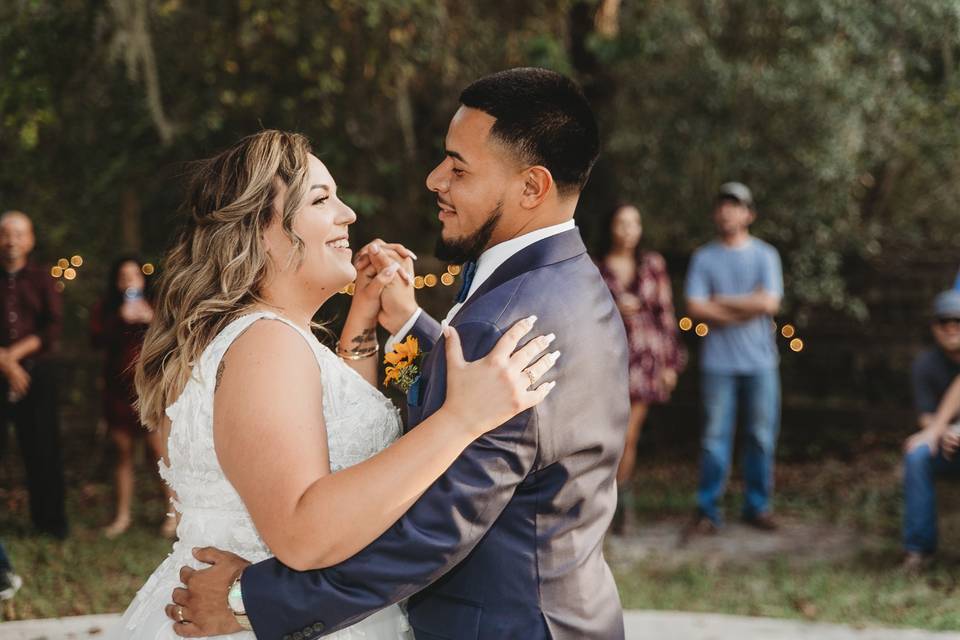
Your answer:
[214,317,554,572]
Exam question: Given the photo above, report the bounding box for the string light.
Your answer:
[345,266,464,295]
[142,263,155,275]
[680,313,807,354]
[50,255,86,285]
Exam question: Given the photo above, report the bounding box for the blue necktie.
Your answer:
[454,261,477,304]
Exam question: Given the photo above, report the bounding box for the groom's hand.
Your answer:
[355,240,418,334]
[166,547,250,637]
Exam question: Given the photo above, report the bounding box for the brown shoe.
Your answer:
[679,512,719,546]
[900,551,932,575]
[743,513,779,531]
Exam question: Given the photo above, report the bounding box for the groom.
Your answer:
[170,68,629,639]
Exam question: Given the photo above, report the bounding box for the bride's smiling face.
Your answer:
[263,154,357,302]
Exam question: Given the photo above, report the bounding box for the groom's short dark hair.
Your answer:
[459,67,600,197]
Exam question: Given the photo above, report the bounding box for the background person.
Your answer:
[682,183,784,538]
[902,290,960,571]
[90,256,175,538]
[597,203,685,534]
[0,541,22,601]
[0,210,66,539]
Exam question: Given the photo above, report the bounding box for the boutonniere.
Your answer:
[383,335,424,393]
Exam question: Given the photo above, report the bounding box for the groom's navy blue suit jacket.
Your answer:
[242,229,630,639]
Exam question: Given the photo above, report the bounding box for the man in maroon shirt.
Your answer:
[0,211,66,538]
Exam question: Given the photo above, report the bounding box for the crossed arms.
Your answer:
[686,290,781,326]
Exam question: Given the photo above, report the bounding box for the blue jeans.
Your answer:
[903,443,960,554]
[696,368,781,525]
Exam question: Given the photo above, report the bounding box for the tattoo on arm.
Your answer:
[215,359,226,392]
[350,327,377,348]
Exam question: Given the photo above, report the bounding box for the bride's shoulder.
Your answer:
[217,317,321,389]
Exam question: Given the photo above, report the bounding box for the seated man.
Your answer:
[0,540,22,601]
[902,290,960,570]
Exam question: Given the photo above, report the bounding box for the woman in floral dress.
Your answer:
[598,204,685,534]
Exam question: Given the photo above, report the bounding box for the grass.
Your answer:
[2,431,960,631]
[612,449,960,631]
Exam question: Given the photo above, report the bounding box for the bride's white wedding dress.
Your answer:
[110,311,412,639]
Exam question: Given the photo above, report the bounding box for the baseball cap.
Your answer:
[717,182,754,208]
[932,290,960,318]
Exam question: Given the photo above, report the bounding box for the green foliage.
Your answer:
[1,0,959,321]
[592,0,960,319]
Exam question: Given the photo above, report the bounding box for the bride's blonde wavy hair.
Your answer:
[135,130,312,430]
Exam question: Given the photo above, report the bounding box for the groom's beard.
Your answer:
[435,202,503,264]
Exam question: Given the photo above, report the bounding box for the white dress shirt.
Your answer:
[386,219,576,350]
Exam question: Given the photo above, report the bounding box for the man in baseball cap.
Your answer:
[682,181,784,540]
[901,289,960,571]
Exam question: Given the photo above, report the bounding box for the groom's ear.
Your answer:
[518,166,553,210]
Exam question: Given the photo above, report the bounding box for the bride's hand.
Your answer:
[441,316,559,438]
[350,242,414,322]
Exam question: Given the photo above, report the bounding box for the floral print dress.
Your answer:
[599,251,686,404]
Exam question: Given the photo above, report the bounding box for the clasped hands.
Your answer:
[904,421,960,459]
[349,239,421,335]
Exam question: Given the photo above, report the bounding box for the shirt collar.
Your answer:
[465,220,576,302]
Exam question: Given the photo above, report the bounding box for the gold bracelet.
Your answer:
[334,340,379,360]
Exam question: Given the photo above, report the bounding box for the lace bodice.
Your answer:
[114,311,408,639]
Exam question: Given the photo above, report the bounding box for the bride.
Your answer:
[111,130,558,639]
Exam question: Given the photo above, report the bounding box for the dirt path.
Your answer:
[605,516,883,571]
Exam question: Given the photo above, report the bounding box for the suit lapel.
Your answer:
[408,229,587,430]
[454,229,587,319]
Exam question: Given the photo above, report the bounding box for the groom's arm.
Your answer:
[241,320,538,639]
[408,311,442,351]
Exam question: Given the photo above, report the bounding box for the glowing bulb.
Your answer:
[142,263,155,275]
[70,255,83,267]
[55,281,65,292]
[679,317,693,331]
[781,324,796,339]
[424,274,438,288]
[63,268,77,281]
[50,266,63,278]
[447,264,462,276]
[440,273,455,286]
[695,323,709,337]
[790,338,804,352]
[413,276,425,289]
[57,258,69,269]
